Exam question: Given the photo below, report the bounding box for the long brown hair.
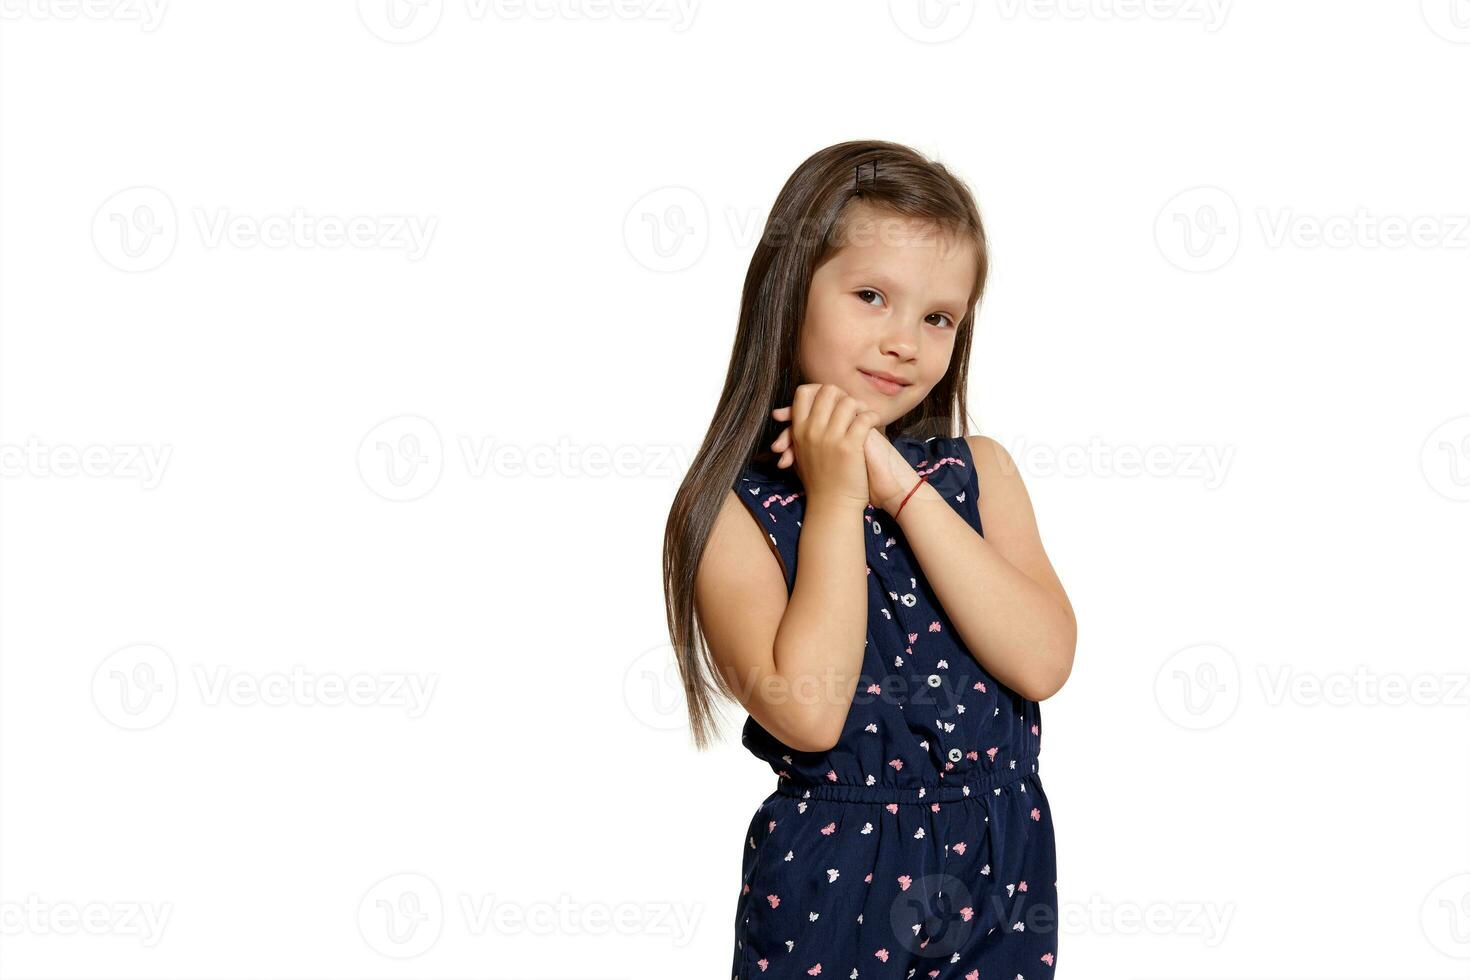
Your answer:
[662,139,990,750]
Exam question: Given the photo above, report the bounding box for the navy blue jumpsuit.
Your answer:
[729,433,1059,979]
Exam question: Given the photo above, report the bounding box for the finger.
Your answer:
[791,385,818,441]
[846,409,882,443]
[827,394,861,438]
[805,384,840,434]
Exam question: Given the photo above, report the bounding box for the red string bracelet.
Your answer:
[893,473,927,518]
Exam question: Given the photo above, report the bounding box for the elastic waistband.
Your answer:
[775,757,1039,806]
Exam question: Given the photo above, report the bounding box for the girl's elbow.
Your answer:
[1026,636,1076,701]
[1026,668,1070,702]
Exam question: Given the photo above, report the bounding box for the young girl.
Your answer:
[663,140,1076,979]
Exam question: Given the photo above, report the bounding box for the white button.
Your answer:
[926,674,941,687]
[947,748,962,762]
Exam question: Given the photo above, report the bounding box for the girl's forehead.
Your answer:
[827,235,978,293]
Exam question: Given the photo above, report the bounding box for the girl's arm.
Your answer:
[890,435,1076,701]
[698,489,871,752]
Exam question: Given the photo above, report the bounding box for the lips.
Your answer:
[859,369,911,396]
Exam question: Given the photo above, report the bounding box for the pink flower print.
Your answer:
[757,958,769,971]
[806,964,822,975]
[960,907,974,921]
[874,949,890,963]
[864,872,873,883]
[768,820,776,832]
[966,750,979,761]
[985,747,999,762]
[1030,807,1041,821]
[930,803,941,813]
[897,874,913,891]
[766,894,780,908]
[742,883,750,894]
[1031,723,1040,735]
[953,841,967,855]
[820,821,837,835]
[885,803,899,814]
[973,681,986,693]
[1042,951,1056,965]
[928,621,942,632]
[907,632,918,643]
[826,770,838,782]
[965,971,979,980]
[888,758,904,771]
[1019,880,1028,892]
[866,683,882,695]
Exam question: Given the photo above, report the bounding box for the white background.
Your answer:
[2,1,1469,978]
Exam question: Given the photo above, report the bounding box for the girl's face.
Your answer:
[798,207,977,436]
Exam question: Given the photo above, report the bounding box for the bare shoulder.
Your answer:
[963,433,1075,620]
[964,433,1020,489]
[965,433,1032,523]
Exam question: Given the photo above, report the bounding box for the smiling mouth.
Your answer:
[858,369,910,395]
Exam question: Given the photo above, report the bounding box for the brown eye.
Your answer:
[928,313,956,329]
[856,289,883,306]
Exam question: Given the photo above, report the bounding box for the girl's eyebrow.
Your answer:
[849,269,966,312]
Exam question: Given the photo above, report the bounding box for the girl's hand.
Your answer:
[770,388,919,512]
[768,383,880,509]
[860,429,921,515]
